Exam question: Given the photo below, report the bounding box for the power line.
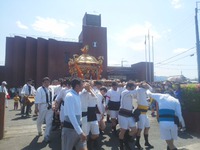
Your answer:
[156,63,197,67]
[156,53,196,66]
[155,46,195,65]
[155,66,197,71]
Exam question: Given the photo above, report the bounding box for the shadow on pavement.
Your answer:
[99,123,120,150]
[178,130,200,139]
[100,135,119,150]
[21,130,61,150]
[11,116,31,121]
[32,115,38,121]
[21,136,48,150]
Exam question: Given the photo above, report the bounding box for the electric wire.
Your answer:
[155,46,196,65]
[156,63,196,67]
[155,66,197,71]
[157,53,195,66]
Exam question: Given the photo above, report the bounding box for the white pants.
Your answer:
[109,110,119,119]
[118,115,136,129]
[86,121,99,135]
[37,109,53,137]
[159,122,178,140]
[137,114,150,129]
[82,116,88,135]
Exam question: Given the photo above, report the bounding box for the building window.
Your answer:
[93,41,97,48]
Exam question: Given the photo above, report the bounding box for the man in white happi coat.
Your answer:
[106,81,121,135]
[80,82,99,150]
[35,77,53,142]
[50,78,63,100]
[134,82,154,149]
[93,81,106,132]
[147,89,184,150]
[98,86,107,132]
[53,79,71,126]
[21,79,36,117]
[118,81,137,150]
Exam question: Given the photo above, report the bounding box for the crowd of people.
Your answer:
[0,77,187,150]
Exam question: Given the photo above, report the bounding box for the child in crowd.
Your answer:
[13,93,20,110]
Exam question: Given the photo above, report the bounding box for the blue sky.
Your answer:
[0,0,199,79]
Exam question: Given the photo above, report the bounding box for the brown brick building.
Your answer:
[3,13,107,87]
[0,13,154,88]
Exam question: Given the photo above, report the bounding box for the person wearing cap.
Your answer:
[0,81,9,108]
[35,77,54,143]
[163,81,174,96]
[21,79,36,117]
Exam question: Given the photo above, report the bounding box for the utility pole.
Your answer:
[145,35,148,81]
[152,36,154,82]
[195,2,200,83]
[148,30,151,82]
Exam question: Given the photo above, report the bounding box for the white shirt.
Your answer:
[95,89,105,114]
[147,91,182,122]
[120,89,137,110]
[35,86,53,111]
[135,86,149,106]
[21,84,36,96]
[56,87,71,123]
[80,89,89,112]
[64,89,83,135]
[55,87,70,103]
[117,87,126,94]
[106,88,121,105]
[87,92,98,107]
[0,85,8,98]
[50,85,62,96]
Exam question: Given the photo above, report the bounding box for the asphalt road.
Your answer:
[0,99,199,150]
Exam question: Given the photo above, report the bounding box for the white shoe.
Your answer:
[180,127,186,132]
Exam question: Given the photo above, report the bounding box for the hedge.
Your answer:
[181,84,200,112]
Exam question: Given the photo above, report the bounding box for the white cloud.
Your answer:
[112,22,161,51]
[16,21,28,29]
[32,16,74,37]
[173,48,187,53]
[171,0,182,9]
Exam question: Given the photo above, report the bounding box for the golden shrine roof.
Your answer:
[76,54,99,64]
[73,45,100,64]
